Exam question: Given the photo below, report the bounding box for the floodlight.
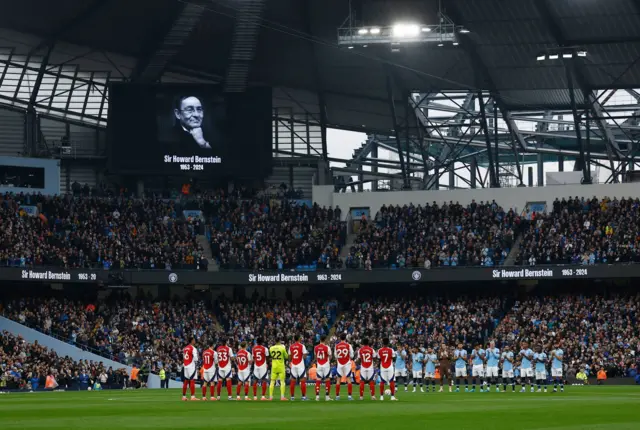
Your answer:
[393,23,420,38]
[370,27,381,34]
[536,55,546,61]
[459,28,470,33]
[358,28,369,35]
[421,27,432,32]
[577,50,587,57]
[549,54,559,60]
[562,53,573,59]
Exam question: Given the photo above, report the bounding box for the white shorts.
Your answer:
[455,367,467,378]
[316,364,331,380]
[290,364,306,379]
[520,368,534,378]
[337,362,352,378]
[424,371,435,379]
[394,369,407,378]
[486,367,499,378]
[380,367,394,383]
[551,368,563,378]
[217,366,232,379]
[472,365,485,377]
[412,370,423,379]
[360,367,375,382]
[535,371,547,380]
[237,368,251,382]
[183,364,197,380]
[502,369,514,379]
[202,368,217,383]
[253,365,268,381]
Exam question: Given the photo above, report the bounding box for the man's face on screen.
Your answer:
[175,96,204,130]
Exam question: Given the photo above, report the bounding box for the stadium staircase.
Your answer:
[197,234,218,271]
[503,234,523,266]
[502,201,548,266]
[339,233,358,269]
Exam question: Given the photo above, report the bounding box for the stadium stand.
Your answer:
[0,193,207,270]
[345,201,519,269]
[493,291,640,378]
[0,330,130,391]
[2,283,638,387]
[516,197,640,266]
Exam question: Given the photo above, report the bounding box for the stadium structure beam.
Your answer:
[224,0,267,92]
[303,0,328,160]
[131,1,205,82]
[565,67,592,184]
[446,4,526,185]
[534,0,619,180]
[385,71,410,189]
[477,91,499,188]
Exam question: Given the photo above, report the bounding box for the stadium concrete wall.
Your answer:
[313,183,640,220]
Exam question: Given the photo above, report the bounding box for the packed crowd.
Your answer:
[2,286,639,387]
[516,196,640,266]
[0,330,129,391]
[493,293,640,377]
[208,196,345,271]
[1,291,339,378]
[333,295,505,349]
[345,201,519,270]
[0,193,206,270]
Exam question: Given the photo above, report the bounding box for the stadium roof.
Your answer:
[1,0,640,133]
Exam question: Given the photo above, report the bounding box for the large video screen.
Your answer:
[108,84,272,177]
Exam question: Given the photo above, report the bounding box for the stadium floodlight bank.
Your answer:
[337,24,458,46]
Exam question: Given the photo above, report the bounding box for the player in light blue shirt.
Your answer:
[395,346,409,392]
[411,348,425,392]
[518,341,535,392]
[500,345,516,392]
[424,347,438,392]
[550,343,564,392]
[454,343,469,392]
[534,346,548,392]
[470,345,486,392]
[485,341,500,392]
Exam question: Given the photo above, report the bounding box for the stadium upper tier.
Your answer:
[3,189,640,271]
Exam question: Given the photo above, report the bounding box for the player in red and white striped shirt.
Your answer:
[251,339,269,401]
[215,339,234,400]
[314,335,332,401]
[288,335,309,401]
[235,342,253,401]
[201,344,218,400]
[377,337,398,401]
[181,338,199,401]
[334,333,354,400]
[357,338,377,400]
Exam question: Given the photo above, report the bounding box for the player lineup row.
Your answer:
[179,336,566,401]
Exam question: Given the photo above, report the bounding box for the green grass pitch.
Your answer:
[1,386,639,429]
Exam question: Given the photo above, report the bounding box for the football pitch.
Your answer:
[1,386,639,430]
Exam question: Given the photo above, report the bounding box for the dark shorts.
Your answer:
[439,361,452,377]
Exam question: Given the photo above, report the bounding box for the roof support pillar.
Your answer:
[477,92,499,188]
[385,73,409,189]
[566,67,592,184]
